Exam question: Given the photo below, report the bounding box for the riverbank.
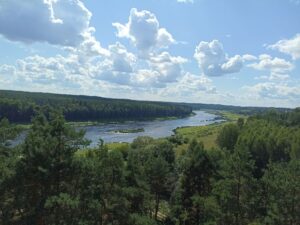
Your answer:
[83,111,246,155]
[12,111,244,147]
[173,110,247,149]
[13,112,196,130]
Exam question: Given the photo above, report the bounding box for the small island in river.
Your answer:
[113,128,145,133]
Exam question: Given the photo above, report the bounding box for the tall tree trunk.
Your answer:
[154,193,160,221]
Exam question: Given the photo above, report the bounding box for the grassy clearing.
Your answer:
[175,123,223,149]
[174,110,247,150]
[105,142,130,151]
[14,124,31,130]
[218,111,247,121]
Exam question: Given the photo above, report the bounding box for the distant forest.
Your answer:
[0,90,290,124]
[180,102,291,115]
[0,90,192,123]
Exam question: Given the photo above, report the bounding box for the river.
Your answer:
[83,111,222,147]
[11,111,223,147]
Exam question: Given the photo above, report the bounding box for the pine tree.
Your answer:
[0,118,19,224]
[171,140,216,225]
[14,110,88,225]
[262,160,300,225]
[213,146,256,225]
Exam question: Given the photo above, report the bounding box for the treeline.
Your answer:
[0,90,192,123]
[0,108,299,225]
[250,107,300,126]
[182,102,290,116]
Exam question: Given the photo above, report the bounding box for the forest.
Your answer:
[0,90,192,123]
[0,106,299,225]
[0,90,288,124]
[181,102,290,116]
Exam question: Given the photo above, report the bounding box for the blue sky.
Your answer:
[0,0,300,107]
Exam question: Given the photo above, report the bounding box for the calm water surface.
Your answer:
[83,111,222,147]
[12,111,223,147]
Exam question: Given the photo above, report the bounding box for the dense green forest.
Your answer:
[0,90,289,124]
[1,107,299,225]
[0,90,192,123]
[181,102,290,116]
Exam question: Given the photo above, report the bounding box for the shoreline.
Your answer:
[13,112,196,130]
[12,111,244,147]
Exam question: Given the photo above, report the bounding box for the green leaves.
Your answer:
[262,160,300,225]
[216,123,240,151]
[12,109,89,224]
[171,140,215,225]
[213,147,256,225]
[1,107,300,225]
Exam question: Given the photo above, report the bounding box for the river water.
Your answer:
[12,111,223,147]
[83,111,222,146]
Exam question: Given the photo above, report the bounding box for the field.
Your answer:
[174,111,247,149]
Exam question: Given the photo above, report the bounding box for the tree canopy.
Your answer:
[0,108,300,225]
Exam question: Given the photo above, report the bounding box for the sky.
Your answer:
[0,0,300,108]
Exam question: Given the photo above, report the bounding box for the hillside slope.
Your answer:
[0,90,192,123]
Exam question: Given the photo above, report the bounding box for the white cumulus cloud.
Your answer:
[248,54,293,73]
[159,72,217,102]
[148,52,187,83]
[194,40,243,76]
[268,34,300,60]
[0,0,94,47]
[177,0,194,3]
[113,8,176,55]
[244,82,300,100]
[242,54,257,61]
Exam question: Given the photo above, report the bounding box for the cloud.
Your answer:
[248,54,293,73]
[176,73,216,93]
[110,8,186,87]
[0,64,17,84]
[3,5,298,107]
[244,82,300,100]
[148,52,187,83]
[133,70,164,88]
[113,8,175,55]
[108,42,136,73]
[0,4,188,91]
[124,52,187,88]
[159,72,217,101]
[91,42,137,85]
[0,50,133,89]
[71,28,109,58]
[255,73,290,81]
[93,44,187,87]
[194,40,243,76]
[0,0,94,47]
[242,54,257,61]
[177,0,194,3]
[269,72,290,81]
[0,40,188,89]
[0,55,135,97]
[268,34,300,60]
[13,54,83,87]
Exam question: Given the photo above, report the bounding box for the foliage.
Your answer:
[0,107,300,225]
[0,90,192,123]
[262,160,300,225]
[216,123,240,151]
